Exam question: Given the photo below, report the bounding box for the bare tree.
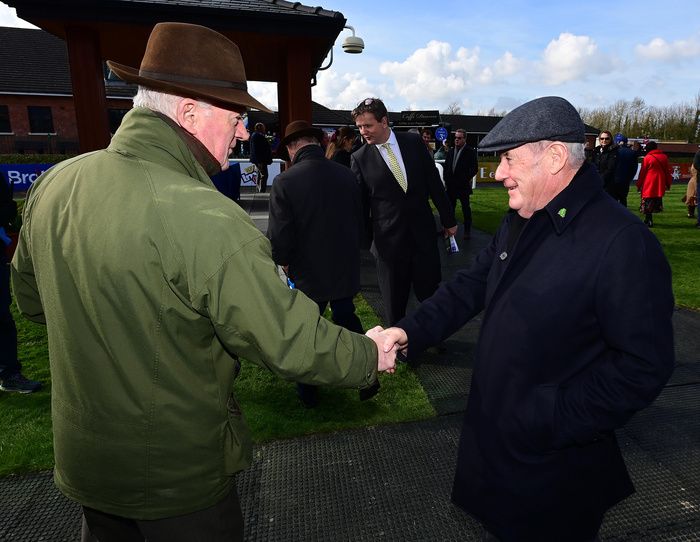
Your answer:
[442,101,463,115]
[579,96,697,141]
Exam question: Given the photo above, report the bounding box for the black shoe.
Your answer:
[0,372,42,393]
[427,344,448,355]
[296,383,318,409]
[359,380,380,401]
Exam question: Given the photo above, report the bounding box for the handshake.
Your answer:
[365,326,408,373]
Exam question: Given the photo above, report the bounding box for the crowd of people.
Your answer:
[0,21,684,542]
[587,129,700,228]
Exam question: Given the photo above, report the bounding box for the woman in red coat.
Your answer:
[636,141,672,227]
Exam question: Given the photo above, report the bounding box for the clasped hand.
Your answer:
[365,326,409,374]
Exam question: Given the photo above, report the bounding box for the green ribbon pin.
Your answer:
[558,208,567,218]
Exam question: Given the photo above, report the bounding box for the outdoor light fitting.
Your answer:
[341,25,364,54]
[318,24,365,74]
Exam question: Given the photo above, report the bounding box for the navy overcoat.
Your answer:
[398,162,675,541]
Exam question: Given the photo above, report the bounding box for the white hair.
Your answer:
[529,140,585,169]
[132,86,211,119]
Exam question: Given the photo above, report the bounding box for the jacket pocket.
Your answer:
[514,384,558,453]
[222,394,252,474]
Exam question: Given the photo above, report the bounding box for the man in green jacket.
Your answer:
[11,22,395,542]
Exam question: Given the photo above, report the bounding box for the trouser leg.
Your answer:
[375,255,411,326]
[83,486,244,542]
[328,297,363,334]
[257,163,269,193]
[411,242,442,304]
[0,251,19,378]
[461,194,472,236]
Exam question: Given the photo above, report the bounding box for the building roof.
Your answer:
[0,26,135,98]
[0,26,600,137]
[5,0,347,81]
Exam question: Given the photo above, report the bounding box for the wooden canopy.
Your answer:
[5,0,347,151]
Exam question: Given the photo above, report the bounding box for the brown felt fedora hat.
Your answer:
[281,120,325,147]
[107,22,271,113]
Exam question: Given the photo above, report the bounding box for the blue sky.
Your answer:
[2,0,699,114]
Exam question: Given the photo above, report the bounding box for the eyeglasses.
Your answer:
[599,136,610,141]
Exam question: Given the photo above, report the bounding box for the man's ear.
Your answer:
[547,142,568,175]
[175,98,200,135]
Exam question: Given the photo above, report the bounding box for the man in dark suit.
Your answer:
[350,98,457,326]
[443,128,478,239]
[249,122,272,193]
[268,120,378,407]
[377,97,674,541]
[0,171,41,394]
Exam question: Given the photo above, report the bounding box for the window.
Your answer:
[27,106,54,134]
[108,108,130,134]
[0,105,10,133]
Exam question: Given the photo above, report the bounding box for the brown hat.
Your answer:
[281,120,325,147]
[106,22,271,113]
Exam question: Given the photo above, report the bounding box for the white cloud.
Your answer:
[312,69,381,110]
[0,3,37,28]
[376,40,521,107]
[635,36,700,61]
[247,82,278,112]
[539,33,613,85]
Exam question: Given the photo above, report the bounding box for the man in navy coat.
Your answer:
[351,98,457,326]
[378,97,675,541]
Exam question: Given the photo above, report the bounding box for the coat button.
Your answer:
[499,251,508,260]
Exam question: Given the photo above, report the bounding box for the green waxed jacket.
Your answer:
[11,107,378,520]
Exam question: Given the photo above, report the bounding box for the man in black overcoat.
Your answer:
[268,120,377,407]
[249,122,272,193]
[0,171,41,393]
[443,128,478,239]
[377,97,675,541]
[351,98,457,326]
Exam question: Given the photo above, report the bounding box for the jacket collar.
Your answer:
[538,161,604,235]
[108,107,219,184]
[292,143,325,165]
[153,112,221,177]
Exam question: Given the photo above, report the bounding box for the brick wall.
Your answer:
[0,94,132,153]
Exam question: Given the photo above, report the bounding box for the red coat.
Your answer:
[636,149,671,198]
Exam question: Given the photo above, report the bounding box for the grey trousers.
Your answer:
[81,486,243,542]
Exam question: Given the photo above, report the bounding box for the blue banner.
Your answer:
[0,163,55,191]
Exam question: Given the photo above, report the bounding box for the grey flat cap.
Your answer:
[478,96,585,153]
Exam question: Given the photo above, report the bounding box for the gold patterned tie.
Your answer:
[381,143,407,192]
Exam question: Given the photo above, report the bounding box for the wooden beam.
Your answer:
[277,45,312,135]
[64,25,111,152]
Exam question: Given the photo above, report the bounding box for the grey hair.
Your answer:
[132,87,211,119]
[529,140,585,169]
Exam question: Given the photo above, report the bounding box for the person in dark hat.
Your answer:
[11,22,395,542]
[249,122,272,193]
[376,96,674,541]
[268,120,379,408]
[0,170,41,394]
[612,133,640,207]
